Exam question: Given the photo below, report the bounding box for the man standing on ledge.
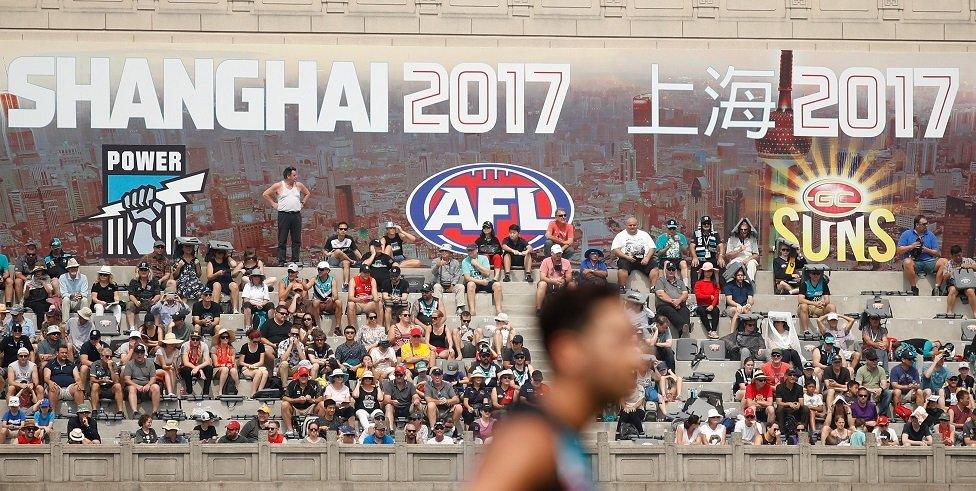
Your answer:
[470,284,640,491]
[263,166,310,265]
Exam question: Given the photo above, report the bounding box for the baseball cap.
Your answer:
[900,351,915,360]
[701,215,712,223]
[373,421,387,431]
[410,327,422,337]
[754,372,768,380]
[512,334,524,344]
[960,365,971,371]
[296,367,311,378]
[823,334,835,344]
[154,239,166,247]
[433,421,445,429]
[8,396,20,407]
[421,283,432,292]
[877,415,889,426]
[770,348,783,356]
[928,394,941,403]
[743,406,756,417]
[129,329,142,339]
[50,237,62,248]
[466,243,478,251]
[385,221,396,229]
[287,263,300,272]
[16,347,28,356]
[137,261,150,270]
[415,360,429,372]
[389,266,401,276]
[551,244,563,254]
[656,361,668,372]
[439,244,452,252]
[706,409,721,419]
[666,218,679,229]
[865,350,879,361]
[787,368,801,377]
[258,405,271,414]
[370,239,382,247]
[394,365,407,376]
[409,412,423,420]
[89,329,101,339]
[134,345,147,354]
[803,361,814,370]
[316,261,330,270]
[340,425,356,435]
[39,398,51,409]
[826,312,839,321]
[664,261,677,270]
[47,326,61,335]
[431,367,443,376]
[226,420,241,431]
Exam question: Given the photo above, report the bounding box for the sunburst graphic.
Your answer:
[769,138,901,214]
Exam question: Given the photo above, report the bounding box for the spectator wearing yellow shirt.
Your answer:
[400,327,435,375]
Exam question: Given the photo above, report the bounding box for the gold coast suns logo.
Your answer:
[772,146,896,262]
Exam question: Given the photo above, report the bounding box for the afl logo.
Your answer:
[801,179,863,218]
[406,163,574,254]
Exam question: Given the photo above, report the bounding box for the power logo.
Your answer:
[82,145,207,257]
[406,163,574,253]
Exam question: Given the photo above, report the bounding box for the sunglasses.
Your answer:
[290,332,300,336]
[102,355,112,358]
[367,315,377,319]
[154,244,164,248]
[400,313,410,317]
[405,430,416,433]
[338,227,348,231]
[220,335,230,340]
[276,310,288,315]
[18,355,28,358]
[556,214,566,217]
[314,337,325,342]
[191,336,201,341]
[772,354,782,357]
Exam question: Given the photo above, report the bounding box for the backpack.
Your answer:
[618,422,640,440]
[252,309,268,331]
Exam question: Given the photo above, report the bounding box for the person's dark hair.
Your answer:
[138,414,152,427]
[684,415,700,429]
[913,214,926,226]
[283,166,296,179]
[336,221,349,230]
[951,245,962,255]
[537,283,620,355]
[741,356,753,367]
[508,224,521,232]
[804,380,815,387]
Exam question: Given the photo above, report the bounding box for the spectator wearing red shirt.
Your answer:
[744,372,775,423]
[544,209,574,259]
[762,349,791,388]
[693,262,721,338]
[267,421,285,444]
[17,419,42,444]
[535,246,574,311]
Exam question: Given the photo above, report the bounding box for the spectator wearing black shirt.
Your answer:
[66,402,100,443]
[77,329,106,385]
[822,357,851,407]
[501,336,532,368]
[363,240,395,289]
[381,223,421,268]
[475,222,504,282]
[379,267,411,323]
[192,290,223,337]
[517,370,550,406]
[774,369,808,435]
[237,329,269,397]
[902,407,933,446]
[260,307,292,369]
[90,266,123,324]
[325,221,361,287]
[772,243,806,295]
[501,224,534,283]
[127,263,161,329]
[281,367,324,433]
[0,322,32,367]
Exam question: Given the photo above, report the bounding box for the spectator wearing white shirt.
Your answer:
[426,421,455,444]
[611,217,657,293]
[242,270,272,329]
[699,409,727,445]
[734,406,763,444]
[58,258,89,323]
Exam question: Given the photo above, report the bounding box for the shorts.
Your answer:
[384,299,409,309]
[914,258,937,275]
[473,281,496,294]
[314,297,337,314]
[804,305,827,317]
[327,254,352,266]
[56,384,74,400]
[93,383,115,399]
[392,403,412,419]
[292,404,317,416]
[618,257,656,275]
[506,253,525,268]
[484,254,502,269]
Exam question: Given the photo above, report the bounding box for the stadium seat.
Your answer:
[675,338,698,361]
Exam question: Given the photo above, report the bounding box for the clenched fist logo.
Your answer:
[121,185,164,255]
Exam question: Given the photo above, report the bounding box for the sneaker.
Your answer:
[910,286,919,296]
[524,273,533,283]
[503,273,511,282]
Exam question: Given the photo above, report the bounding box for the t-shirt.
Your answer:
[2,409,26,430]
[261,319,292,346]
[540,257,571,282]
[400,343,431,370]
[192,301,223,324]
[335,341,367,367]
[194,424,219,442]
[902,422,931,442]
[425,381,456,405]
[803,392,824,408]
[897,228,939,261]
[772,256,806,283]
[762,362,790,387]
[1,335,32,366]
[285,380,321,409]
[325,235,358,256]
[91,282,120,303]
[873,427,898,444]
[518,382,550,405]
[460,256,490,280]
[46,359,77,388]
[654,277,688,305]
[922,363,949,391]
[503,236,529,253]
[799,278,831,302]
[734,419,763,443]
[383,234,406,258]
[124,359,154,385]
[502,347,532,364]
[823,367,851,387]
[379,277,411,297]
[363,433,395,444]
[134,428,158,444]
[655,233,689,260]
[238,343,266,365]
[890,363,920,386]
[323,384,352,405]
[381,379,417,406]
[699,423,725,445]
[426,436,455,444]
[850,430,866,446]
[367,253,394,284]
[612,230,654,259]
[774,382,803,403]
[475,235,502,256]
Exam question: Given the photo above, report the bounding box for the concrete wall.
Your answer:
[0,0,974,50]
[4,431,975,486]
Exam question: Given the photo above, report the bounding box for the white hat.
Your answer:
[163,420,180,431]
[8,396,20,407]
[494,312,509,323]
[912,406,928,421]
[47,326,61,335]
[17,347,29,355]
[927,394,941,403]
[287,263,300,272]
[439,243,452,252]
[129,329,142,339]
[361,370,375,379]
[826,312,839,321]
[97,265,113,276]
[69,428,84,442]
[385,221,396,229]
[316,261,330,270]
[498,369,514,378]
[551,244,563,254]
[297,359,313,370]
[706,408,722,419]
[66,258,80,269]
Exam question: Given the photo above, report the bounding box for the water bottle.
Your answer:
[689,389,697,400]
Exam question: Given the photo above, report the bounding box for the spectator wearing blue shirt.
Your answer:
[579,249,608,286]
[461,244,502,317]
[722,268,754,330]
[922,351,950,401]
[655,219,692,286]
[0,396,27,444]
[890,351,924,408]
[33,398,56,441]
[362,421,394,444]
[0,251,10,305]
[896,215,948,296]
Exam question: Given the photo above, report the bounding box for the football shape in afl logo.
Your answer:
[406,163,575,253]
[801,179,863,218]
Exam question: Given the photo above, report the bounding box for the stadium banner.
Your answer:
[0,41,973,268]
